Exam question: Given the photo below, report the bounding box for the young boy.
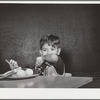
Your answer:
[35,34,65,76]
[6,34,65,76]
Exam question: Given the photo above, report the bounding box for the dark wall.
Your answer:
[0,4,100,74]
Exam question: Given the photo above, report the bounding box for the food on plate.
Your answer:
[26,68,33,76]
[11,74,17,77]
[16,69,27,77]
[1,70,16,78]
[12,68,33,78]
[10,68,34,78]
[13,67,22,73]
[5,59,35,78]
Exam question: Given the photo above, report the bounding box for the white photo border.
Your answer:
[0,1,100,99]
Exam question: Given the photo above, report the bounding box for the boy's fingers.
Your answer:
[9,59,13,64]
[35,62,41,67]
[37,59,42,64]
[35,62,39,66]
[13,61,17,65]
[9,60,17,65]
[37,60,42,64]
[10,59,15,64]
[35,57,44,67]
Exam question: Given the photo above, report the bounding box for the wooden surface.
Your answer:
[0,76,93,88]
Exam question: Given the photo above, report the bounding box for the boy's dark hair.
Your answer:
[40,34,60,50]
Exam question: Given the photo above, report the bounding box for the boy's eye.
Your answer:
[51,48,55,51]
[43,49,46,51]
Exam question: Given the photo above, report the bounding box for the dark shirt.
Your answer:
[53,56,65,75]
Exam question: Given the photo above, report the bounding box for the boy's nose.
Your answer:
[47,50,50,54]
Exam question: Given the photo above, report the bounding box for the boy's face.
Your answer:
[40,43,61,56]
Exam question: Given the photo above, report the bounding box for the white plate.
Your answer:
[6,74,40,80]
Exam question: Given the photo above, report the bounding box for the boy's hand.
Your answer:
[5,59,19,70]
[35,57,44,67]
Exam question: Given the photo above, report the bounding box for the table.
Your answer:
[80,77,100,88]
[0,76,93,88]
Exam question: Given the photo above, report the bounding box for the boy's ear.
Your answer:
[57,48,61,55]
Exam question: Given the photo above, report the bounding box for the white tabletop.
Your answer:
[0,76,93,88]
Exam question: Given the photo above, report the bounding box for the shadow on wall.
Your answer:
[60,49,73,73]
[0,58,11,74]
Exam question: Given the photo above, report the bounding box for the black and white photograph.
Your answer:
[0,2,100,99]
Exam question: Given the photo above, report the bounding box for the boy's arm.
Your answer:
[43,55,65,75]
[42,54,59,64]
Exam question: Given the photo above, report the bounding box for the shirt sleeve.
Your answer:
[53,56,65,75]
